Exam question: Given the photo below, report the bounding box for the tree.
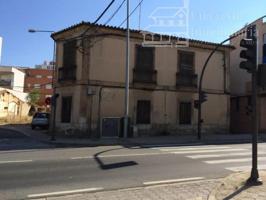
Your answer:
[26,89,40,106]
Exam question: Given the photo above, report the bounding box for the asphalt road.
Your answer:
[0,128,53,151]
[0,128,266,200]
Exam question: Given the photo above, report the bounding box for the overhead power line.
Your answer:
[105,0,127,25]
[81,0,115,37]
[119,0,144,27]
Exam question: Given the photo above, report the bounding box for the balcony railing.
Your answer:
[176,72,198,88]
[58,66,76,82]
[133,69,157,84]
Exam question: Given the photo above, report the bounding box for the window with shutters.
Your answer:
[61,96,72,123]
[63,40,76,68]
[59,40,77,81]
[179,102,192,125]
[136,100,151,124]
[133,46,157,83]
[176,51,197,87]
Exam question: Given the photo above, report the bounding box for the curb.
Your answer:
[2,125,266,148]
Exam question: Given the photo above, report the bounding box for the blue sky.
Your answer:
[0,0,265,67]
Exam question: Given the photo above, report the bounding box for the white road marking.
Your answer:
[0,160,33,164]
[187,152,266,159]
[172,148,246,154]
[143,177,205,186]
[27,187,103,198]
[71,152,171,160]
[226,165,266,172]
[153,146,231,151]
[205,156,266,164]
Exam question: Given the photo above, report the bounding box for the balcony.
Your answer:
[133,69,157,84]
[58,66,76,82]
[176,72,198,88]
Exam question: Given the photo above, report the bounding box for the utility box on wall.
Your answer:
[101,117,120,138]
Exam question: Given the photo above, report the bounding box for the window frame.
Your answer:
[61,96,72,123]
[179,102,192,125]
[178,50,195,74]
[136,100,151,124]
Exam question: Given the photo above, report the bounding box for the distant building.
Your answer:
[0,66,26,92]
[0,87,30,122]
[0,37,2,64]
[24,68,53,106]
[35,61,54,70]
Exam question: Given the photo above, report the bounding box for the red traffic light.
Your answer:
[45,97,51,105]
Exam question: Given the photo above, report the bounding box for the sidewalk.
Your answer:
[30,171,266,200]
[3,124,266,147]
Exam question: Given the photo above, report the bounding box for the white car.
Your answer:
[31,112,50,129]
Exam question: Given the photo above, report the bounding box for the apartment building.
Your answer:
[230,16,266,133]
[0,66,26,92]
[24,68,53,106]
[51,22,232,137]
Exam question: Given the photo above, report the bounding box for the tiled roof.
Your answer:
[52,21,234,49]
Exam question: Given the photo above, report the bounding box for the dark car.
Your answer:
[31,112,50,129]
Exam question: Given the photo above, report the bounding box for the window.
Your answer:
[45,84,52,89]
[63,40,77,68]
[179,102,192,125]
[47,76,53,79]
[34,84,40,89]
[135,46,154,70]
[179,51,194,74]
[61,96,72,123]
[136,100,151,124]
[36,75,42,78]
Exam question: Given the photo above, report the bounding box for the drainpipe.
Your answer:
[97,86,103,138]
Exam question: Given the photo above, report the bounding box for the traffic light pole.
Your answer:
[197,35,237,140]
[247,35,263,185]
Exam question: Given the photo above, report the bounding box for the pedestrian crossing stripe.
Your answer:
[187,152,266,159]
[205,156,266,164]
[152,146,231,151]
[171,148,246,154]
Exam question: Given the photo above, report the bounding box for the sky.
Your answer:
[0,0,265,67]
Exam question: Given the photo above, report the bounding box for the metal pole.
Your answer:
[124,0,130,138]
[197,32,245,140]
[51,41,56,141]
[247,31,262,185]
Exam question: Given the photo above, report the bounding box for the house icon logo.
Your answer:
[141,0,190,47]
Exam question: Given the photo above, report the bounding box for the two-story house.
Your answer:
[51,22,232,138]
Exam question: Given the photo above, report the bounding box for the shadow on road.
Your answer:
[223,184,251,200]
[94,147,138,170]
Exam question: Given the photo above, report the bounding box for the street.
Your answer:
[0,128,266,199]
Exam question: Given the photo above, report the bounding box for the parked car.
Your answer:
[31,112,50,129]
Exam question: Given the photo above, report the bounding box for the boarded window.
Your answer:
[63,40,77,68]
[136,46,154,70]
[179,51,194,74]
[61,96,72,123]
[136,100,151,124]
[179,102,192,125]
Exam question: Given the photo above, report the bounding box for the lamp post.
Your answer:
[28,29,57,141]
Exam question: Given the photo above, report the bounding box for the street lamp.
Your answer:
[28,28,57,141]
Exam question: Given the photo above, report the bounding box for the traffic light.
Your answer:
[194,92,208,109]
[246,105,253,116]
[199,92,207,103]
[194,100,199,109]
[239,38,256,73]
